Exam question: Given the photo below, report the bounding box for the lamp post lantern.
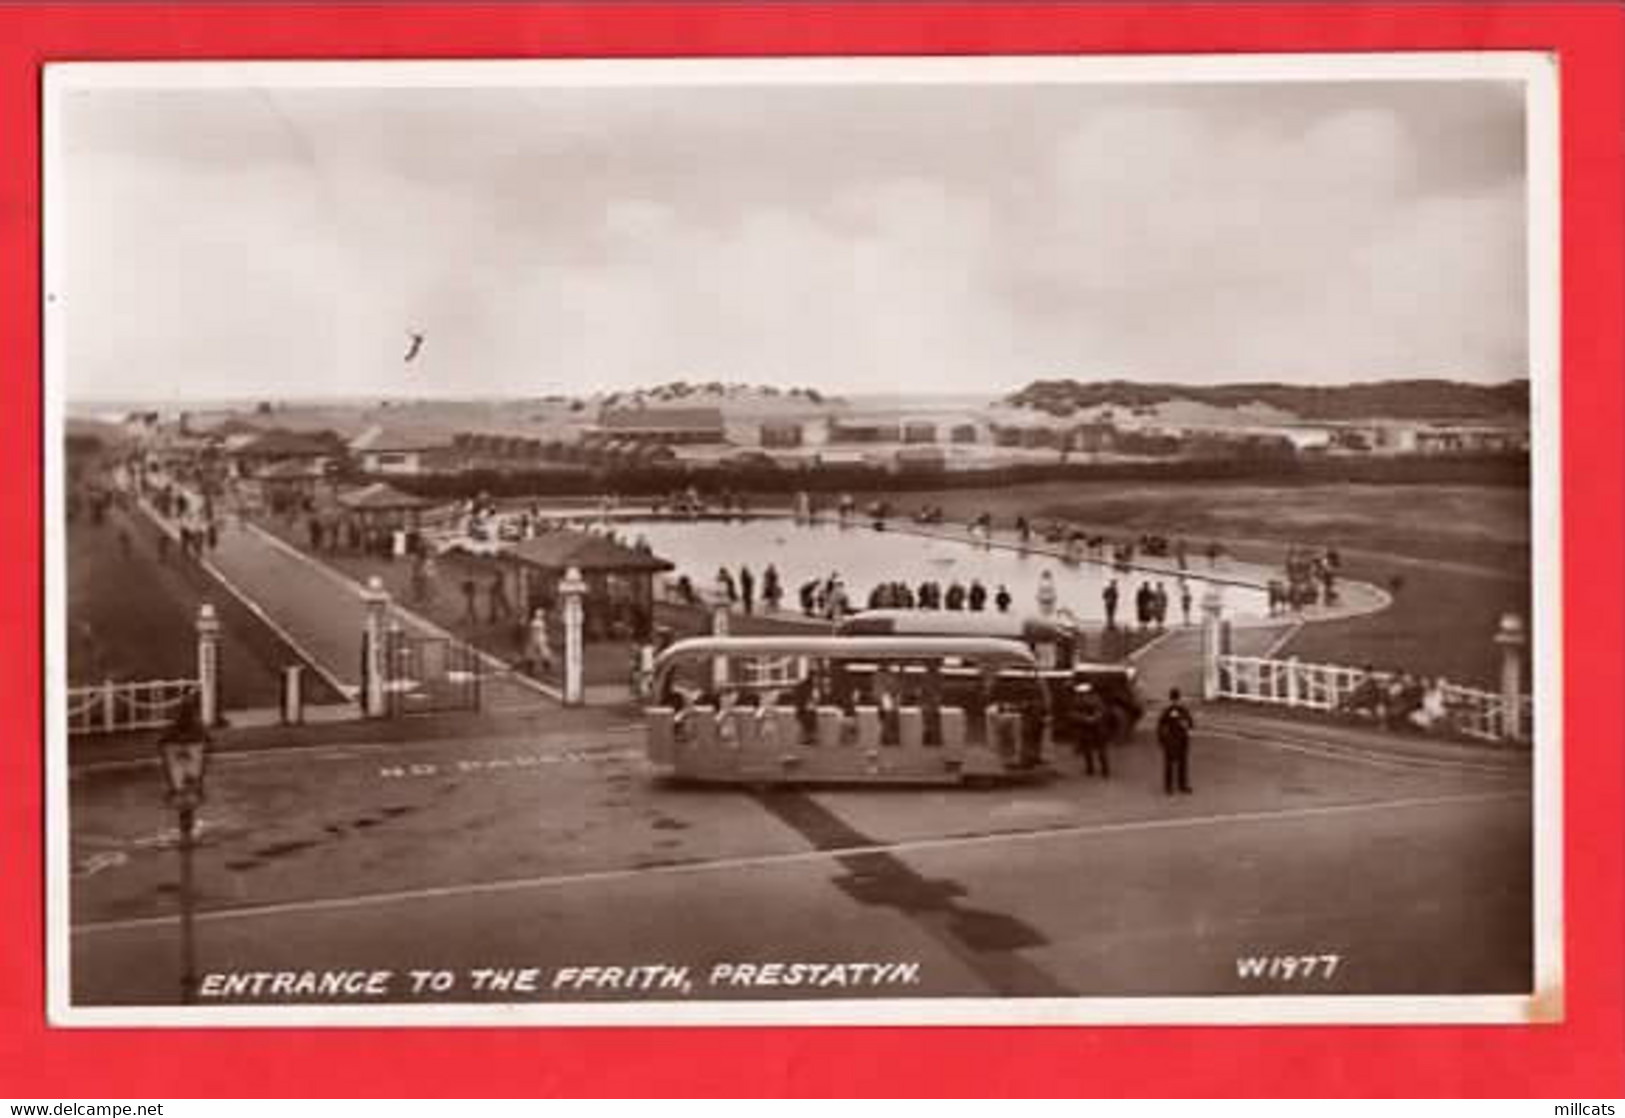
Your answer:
[156,694,211,1005]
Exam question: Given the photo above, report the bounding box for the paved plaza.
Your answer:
[68,700,1531,1005]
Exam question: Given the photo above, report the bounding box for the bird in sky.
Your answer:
[404,331,425,363]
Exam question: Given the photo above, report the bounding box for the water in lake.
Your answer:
[618,517,1269,625]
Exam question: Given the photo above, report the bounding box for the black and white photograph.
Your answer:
[45,53,1560,1025]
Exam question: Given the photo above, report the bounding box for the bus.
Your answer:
[644,634,1053,785]
[834,609,1145,742]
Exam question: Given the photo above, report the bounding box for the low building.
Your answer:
[506,530,674,642]
[594,406,726,446]
[350,426,451,476]
[759,421,806,449]
[828,421,902,444]
[254,457,331,513]
[229,428,346,479]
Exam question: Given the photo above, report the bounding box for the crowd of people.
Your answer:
[1337,666,1458,735]
[1099,578,1195,630]
[1266,545,1342,615]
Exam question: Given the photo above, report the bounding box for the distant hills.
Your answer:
[596,381,843,411]
[1002,379,1530,422]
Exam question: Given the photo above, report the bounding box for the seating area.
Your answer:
[645,703,1029,783]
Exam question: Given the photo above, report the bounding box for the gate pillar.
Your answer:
[559,566,588,706]
[361,576,391,717]
[1495,612,1527,743]
[1200,585,1225,701]
[195,603,221,726]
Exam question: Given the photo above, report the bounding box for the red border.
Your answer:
[4,4,1621,1098]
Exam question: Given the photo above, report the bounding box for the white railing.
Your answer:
[67,678,201,736]
[1215,654,1531,746]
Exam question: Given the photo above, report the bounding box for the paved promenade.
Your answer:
[140,503,553,712]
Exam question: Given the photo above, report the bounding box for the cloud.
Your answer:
[58,79,1529,400]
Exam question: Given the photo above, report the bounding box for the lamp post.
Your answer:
[156,696,210,1005]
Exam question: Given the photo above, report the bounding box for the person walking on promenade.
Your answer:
[739,565,755,616]
[967,579,988,612]
[1180,581,1193,626]
[1157,688,1195,795]
[1153,582,1170,630]
[762,564,782,612]
[527,608,556,678]
[718,567,737,608]
[1072,684,1111,779]
[994,584,1012,613]
[1102,579,1119,628]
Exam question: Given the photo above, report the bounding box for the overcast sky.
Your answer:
[56,75,1528,402]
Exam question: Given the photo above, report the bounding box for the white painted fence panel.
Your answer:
[1216,654,1530,745]
[67,678,200,736]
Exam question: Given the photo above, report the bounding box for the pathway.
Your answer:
[139,501,554,712]
[1129,619,1299,704]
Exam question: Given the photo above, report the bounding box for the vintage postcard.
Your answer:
[44,52,1560,1026]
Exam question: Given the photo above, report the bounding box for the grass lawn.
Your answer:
[866,479,1532,687]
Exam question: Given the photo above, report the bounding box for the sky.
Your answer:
[55,72,1530,403]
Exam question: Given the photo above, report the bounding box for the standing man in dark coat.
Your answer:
[1072,684,1111,779]
[1157,688,1195,795]
[1102,580,1120,629]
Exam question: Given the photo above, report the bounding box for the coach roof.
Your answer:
[653,635,1039,671]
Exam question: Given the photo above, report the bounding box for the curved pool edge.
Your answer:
[516,503,1394,632]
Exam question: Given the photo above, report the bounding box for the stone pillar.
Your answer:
[195,603,221,726]
[361,575,390,717]
[1495,612,1528,743]
[559,566,588,706]
[281,665,304,725]
[1200,585,1225,701]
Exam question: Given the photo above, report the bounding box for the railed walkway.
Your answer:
[139,503,555,711]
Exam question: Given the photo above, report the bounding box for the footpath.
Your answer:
[135,500,557,716]
[1128,617,1298,701]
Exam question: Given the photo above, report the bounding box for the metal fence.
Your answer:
[1215,654,1531,745]
[68,678,201,736]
